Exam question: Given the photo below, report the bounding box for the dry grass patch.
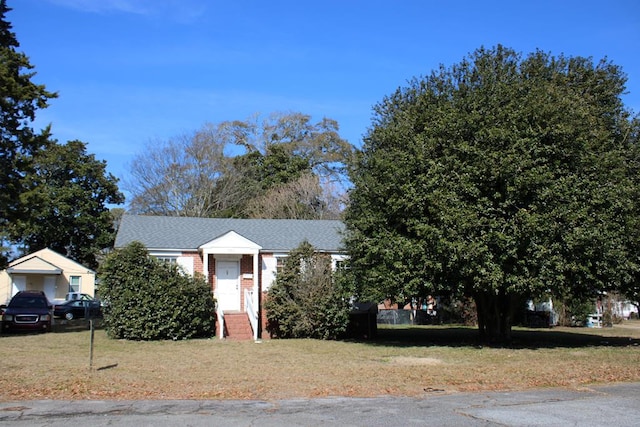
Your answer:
[386,356,443,366]
[1,321,639,400]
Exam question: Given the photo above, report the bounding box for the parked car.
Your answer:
[53,299,102,320]
[2,290,52,333]
[65,292,95,302]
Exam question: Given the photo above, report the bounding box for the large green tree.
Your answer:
[618,116,640,316]
[344,45,638,343]
[9,140,124,269]
[0,0,56,265]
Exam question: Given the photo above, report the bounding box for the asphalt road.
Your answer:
[1,382,638,426]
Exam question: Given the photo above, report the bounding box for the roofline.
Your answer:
[143,248,197,252]
[9,248,96,274]
[137,247,345,254]
[7,268,62,275]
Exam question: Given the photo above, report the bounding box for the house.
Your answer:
[0,248,96,305]
[114,215,346,340]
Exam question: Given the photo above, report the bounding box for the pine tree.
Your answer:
[0,0,57,265]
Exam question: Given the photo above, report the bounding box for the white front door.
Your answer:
[217,260,240,311]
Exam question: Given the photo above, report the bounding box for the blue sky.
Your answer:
[8,0,640,198]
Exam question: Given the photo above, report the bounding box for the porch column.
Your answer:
[252,252,259,295]
[252,251,259,340]
[202,250,209,285]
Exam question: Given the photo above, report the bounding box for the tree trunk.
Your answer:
[473,288,517,344]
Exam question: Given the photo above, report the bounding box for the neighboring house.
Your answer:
[0,248,96,305]
[114,215,347,340]
[595,296,639,322]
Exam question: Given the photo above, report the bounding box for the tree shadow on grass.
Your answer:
[360,325,640,349]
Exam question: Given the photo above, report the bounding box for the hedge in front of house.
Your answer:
[265,240,351,340]
[99,241,216,340]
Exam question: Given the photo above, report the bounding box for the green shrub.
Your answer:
[565,298,595,327]
[438,296,478,326]
[99,241,216,340]
[265,241,350,339]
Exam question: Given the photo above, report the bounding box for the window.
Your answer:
[69,276,81,293]
[275,256,286,274]
[155,256,177,264]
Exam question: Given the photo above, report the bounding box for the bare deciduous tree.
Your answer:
[246,173,342,219]
[126,124,240,216]
[125,113,354,218]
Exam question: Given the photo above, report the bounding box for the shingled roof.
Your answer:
[115,215,346,252]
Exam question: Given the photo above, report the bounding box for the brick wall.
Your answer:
[208,254,215,288]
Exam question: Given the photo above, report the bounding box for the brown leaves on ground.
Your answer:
[1,323,639,400]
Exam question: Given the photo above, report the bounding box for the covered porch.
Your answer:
[200,231,262,340]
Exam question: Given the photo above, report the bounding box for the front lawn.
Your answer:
[0,322,638,400]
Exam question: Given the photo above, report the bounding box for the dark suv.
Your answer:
[2,291,52,333]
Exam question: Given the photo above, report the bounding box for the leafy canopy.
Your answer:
[344,45,638,342]
[9,140,124,269]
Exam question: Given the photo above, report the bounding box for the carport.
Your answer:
[4,256,62,304]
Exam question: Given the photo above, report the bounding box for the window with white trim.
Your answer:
[69,276,81,292]
[155,256,177,264]
[275,256,286,274]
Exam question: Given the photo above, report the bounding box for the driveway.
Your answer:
[1,382,639,426]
